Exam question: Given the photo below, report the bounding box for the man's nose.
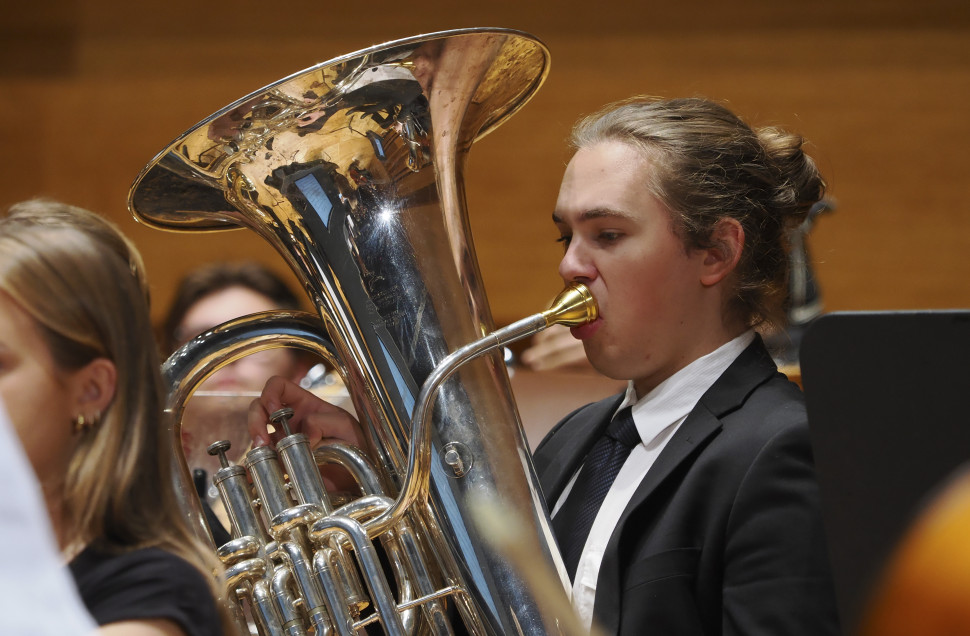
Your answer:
[558,242,596,283]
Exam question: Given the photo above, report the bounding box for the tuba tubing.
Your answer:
[134,28,594,635]
[163,286,597,634]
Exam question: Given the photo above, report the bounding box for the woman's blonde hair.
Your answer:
[571,96,826,329]
[0,199,230,629]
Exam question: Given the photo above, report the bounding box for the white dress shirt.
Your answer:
[553,331,755,630]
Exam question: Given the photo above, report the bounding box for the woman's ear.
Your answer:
[71,357,117,417]
[699,218,745,287]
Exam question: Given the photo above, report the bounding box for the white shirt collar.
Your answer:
[616,330,756,445]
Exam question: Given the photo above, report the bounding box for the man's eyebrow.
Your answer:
[552,208,631,224]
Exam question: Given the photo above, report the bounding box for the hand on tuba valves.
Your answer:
[200,282,597,636]
[248,376,365,495]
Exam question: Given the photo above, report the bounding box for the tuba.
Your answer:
[129,28,595,636]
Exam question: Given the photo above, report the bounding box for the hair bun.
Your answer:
[757,126,826,222]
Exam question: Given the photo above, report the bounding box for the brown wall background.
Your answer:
[2,1,968,328]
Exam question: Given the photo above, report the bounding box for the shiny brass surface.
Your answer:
[541,283,599,328]
[130,28,599,636]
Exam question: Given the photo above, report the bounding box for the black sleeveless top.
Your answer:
[69,544,223,636]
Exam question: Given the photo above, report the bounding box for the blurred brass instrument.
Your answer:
[129,29,598,635]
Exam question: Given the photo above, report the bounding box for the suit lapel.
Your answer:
[621,338,779,512]
[623,406,724,517]
[593,336,780,632]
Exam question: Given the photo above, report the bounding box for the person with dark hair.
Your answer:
[161,261,304,355]
[0,199,231,635]
[161,261,315,544]
[246,96,841,635]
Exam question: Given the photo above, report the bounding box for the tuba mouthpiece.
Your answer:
[541,282,599,328]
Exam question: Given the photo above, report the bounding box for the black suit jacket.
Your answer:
[533,337,841,636]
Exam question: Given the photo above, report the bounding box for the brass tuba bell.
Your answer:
[129,28,596,635]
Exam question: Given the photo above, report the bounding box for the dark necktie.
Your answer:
[552,406,640,579]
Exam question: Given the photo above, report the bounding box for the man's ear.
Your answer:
[699,218,745,287]
[72,357,117,417]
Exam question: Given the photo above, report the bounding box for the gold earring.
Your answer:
[73,413,93,434]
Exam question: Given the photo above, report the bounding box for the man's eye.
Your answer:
[555,235,572,248]
[597,231,622,244]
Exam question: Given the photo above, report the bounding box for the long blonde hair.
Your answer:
[0,199,231,629]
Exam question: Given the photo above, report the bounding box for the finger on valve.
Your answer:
[249,375,364,448]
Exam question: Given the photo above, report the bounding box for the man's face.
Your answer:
[553,140,713,397]
[176,286,300,393]
[176,285,302,469]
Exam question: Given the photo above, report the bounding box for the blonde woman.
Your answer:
[0,200,229,636]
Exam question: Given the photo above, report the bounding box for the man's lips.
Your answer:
[570,317,603,340]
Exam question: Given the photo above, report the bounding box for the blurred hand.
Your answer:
[249,375,364,492]
[520,324,595,372]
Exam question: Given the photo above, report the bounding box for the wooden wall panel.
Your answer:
[2,1,968,328]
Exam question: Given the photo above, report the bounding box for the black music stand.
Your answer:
[800,310,970,635]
